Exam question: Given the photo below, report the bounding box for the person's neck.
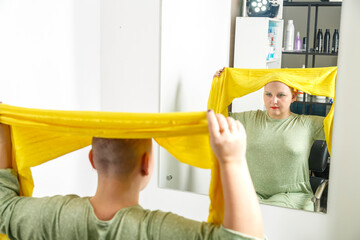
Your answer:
[90,176,140,221]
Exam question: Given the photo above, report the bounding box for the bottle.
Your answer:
[324,29,331,53]
[332,29,339,53]
[297,91,304,101]
[294,32,301,51]
[303,37,307,51]
[315,29,323,52]
[285,20,295,51]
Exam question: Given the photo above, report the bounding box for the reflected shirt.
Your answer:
[230,110,325,210]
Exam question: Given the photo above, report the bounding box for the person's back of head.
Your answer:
[91,138,152,179]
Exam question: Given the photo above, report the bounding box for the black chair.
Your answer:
[308,140,330,213]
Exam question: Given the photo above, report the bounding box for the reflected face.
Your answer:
[263,81,296,119]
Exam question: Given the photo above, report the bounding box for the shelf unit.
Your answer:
[282,3,341,201]
[234,17,284,69]
[282,1,341,116]
[282,1,342,68]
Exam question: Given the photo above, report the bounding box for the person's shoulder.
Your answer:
[230,110,264,118]
[293,113,325,127]
[40,194,85,211]
[296,113,324,122]
[134,208,266,240]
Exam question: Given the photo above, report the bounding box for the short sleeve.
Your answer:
[147,210,265,240]
[308,115,325,140]
[0,169,53,239]
[229,112,248,126]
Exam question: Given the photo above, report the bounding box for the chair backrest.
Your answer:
[308,140,329,173]
[308,140,330,194]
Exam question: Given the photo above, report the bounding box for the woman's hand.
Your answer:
[213,67,225,78]
[207,109,247,165]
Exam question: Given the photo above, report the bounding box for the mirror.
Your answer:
[159,0,339,214]
[158,0,233,195]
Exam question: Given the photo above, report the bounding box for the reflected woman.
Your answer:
[214,68,325,211]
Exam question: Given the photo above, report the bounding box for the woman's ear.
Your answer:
[89,149,96,169]
[141,152,150,176]
[291,90,297,103]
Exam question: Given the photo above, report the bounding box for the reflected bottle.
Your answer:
[294,32,301,51]
[332,29,339,53]
[285,20,295,51]
[324,29,331,53]
[315,29,323,52]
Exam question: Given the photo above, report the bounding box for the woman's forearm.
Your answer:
[220,160,264,238]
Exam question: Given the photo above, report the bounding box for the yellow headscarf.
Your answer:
[0,67,336,240]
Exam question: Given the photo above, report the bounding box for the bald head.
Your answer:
[91,138,152,178]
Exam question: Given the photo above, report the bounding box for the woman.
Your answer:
[214,68,325,211]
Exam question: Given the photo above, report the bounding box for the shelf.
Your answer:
[283,1,342,7]
[282,50,338,56]
[294,101,332,106]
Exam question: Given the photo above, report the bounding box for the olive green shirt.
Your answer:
[230,110,325,211]
[0,169,263,240]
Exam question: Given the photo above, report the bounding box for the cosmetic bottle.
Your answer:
[332,29,339,53]
[294,32,301,51]
[297,91,304,102]
[315,29,323,52]
[303,37,307,51]
[285,20,295,51]
[324,29,331,53]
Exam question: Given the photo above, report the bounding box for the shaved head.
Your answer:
[91,138,152,178]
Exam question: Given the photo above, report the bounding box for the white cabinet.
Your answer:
[234,17,283,69]
[232,17,283,113]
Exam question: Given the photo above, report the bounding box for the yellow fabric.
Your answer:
[0,104,212,197]
[0,67,336,240]
[207,66,337,224]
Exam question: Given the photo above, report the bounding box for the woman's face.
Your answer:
[263,81,296,119]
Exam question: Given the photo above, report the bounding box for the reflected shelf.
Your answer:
[283,1,342,7]
[294,100,332,106]
[282,50,338,56]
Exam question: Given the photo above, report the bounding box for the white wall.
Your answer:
[0,0,100,197]
[100,0,160,113]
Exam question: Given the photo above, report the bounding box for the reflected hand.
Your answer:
[213,67,225,78]
[207,110,247,165]
[0,123,12,169]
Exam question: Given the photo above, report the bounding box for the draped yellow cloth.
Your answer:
[0,104,213,197]
[0,67,336,240]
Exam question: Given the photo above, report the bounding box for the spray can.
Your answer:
[332,29,339,53]
[316,29,323,52]
[324,29,331,53]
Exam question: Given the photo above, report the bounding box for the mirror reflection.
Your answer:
[159,0,339,214]
[228,79,331,213]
